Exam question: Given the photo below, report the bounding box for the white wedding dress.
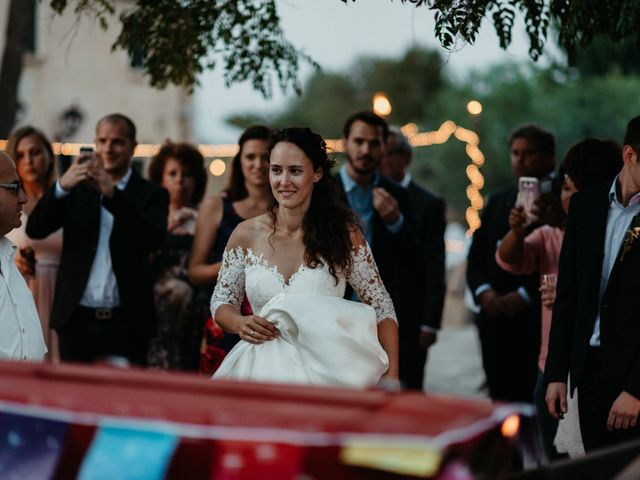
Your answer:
[210,243,396,388]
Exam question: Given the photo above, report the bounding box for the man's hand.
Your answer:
[478,289,503,318]
[546,382,568,419]
[373,187,400,225]
[496,291,528,319]
[59,155,93,191]
[607,391,640,430]
[508,206,528,237]
[86,158,115,197]
[419,330,437,350]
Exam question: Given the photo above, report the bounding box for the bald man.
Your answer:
[0,152,46,361]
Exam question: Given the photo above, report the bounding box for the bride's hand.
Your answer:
[240,315,279,344]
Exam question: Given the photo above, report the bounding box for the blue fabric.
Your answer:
[78,424,178,480]
[339,165,377,246]
[0,412,67,480]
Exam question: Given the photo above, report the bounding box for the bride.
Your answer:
[210,127,399,387]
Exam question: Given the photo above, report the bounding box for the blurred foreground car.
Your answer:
[0,360,537,479]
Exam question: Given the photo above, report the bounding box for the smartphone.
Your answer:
[78,146,94,164]
[516,176,541,224]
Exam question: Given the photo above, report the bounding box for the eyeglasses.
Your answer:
[0,181,24,194]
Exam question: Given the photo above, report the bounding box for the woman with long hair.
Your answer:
[6,126,61,361]
[210,127,399,387]
[189,126,272,368]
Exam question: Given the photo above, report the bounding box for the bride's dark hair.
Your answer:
[268,127,360,282]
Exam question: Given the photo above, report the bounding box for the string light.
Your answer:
[0,121,485,233]
[209,158,226,176]
[372,92,392,117]
[466,100,483,116]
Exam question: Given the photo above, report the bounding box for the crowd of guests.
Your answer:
[467,117,640,458]
[0,111,445,387]
[2,109,640,458]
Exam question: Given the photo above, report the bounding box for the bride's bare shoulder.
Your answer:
[226,215,272,250]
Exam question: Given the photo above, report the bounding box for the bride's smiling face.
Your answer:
[270,141,322,210]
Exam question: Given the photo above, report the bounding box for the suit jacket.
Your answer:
[544,183,640,401]
[467,185,540,303]
[407,181,446,330]
[336,174,421,324]
[26,171,169,339]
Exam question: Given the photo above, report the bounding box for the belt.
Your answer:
[77,305,122,320]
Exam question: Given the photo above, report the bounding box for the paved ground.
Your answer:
[424,323,487,400]
[421,266,488,400]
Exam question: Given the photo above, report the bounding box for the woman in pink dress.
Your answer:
[497,138,622,459]
[5,126,62,361]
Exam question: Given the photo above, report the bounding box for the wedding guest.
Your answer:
[189,125,272,371]
[0,151,46,361]
[467,124,556,402]
[546,116,640,452]
[337,111,420,389]
[5,126,62,361]
[497,138,621,458]
[381,126,446,389]
[147,141,207,370]
[27,113,168,365]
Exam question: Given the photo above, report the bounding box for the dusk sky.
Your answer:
[194,0,540,143]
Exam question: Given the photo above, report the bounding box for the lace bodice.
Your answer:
[210,242,397,324]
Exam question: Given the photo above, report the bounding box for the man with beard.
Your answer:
[337,111,421,389]
[467,124,556,402]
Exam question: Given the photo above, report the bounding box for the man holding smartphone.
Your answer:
[467,124,556,403]
[27,114,168,365]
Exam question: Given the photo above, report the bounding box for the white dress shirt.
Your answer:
[591,178,640,346]
[0,237,47,361]
[55,169,132,308]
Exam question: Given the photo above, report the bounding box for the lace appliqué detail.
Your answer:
[348,244,398,324]
[211,247,347,317]
[210,247,246,317]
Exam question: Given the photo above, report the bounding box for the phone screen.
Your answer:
[516,177,541,223]
[78,147,94,164]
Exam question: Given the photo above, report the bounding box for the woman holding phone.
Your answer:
[5,126,62,361]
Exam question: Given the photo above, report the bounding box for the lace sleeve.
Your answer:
[347,242,398,324]
[210,247,246,318]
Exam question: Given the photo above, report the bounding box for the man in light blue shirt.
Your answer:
[337,111,421,389]
[546,116,640,451]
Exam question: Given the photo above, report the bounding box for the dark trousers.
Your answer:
[57,306,149,366]
[533,370,564,460]
[475,311,539,402]
[578,347,640,451]
[399,328,428,390]
[398,322,427,391]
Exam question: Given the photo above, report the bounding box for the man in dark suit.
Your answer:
[546,116,640,451]
[467,124,556,402]
[380,126,446,390]
[27,114,168,365]
[337,111,419,388]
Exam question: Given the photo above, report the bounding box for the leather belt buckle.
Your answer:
[95,308,113,320]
